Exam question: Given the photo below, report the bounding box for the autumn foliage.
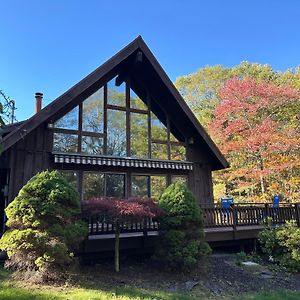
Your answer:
[81,197,163,272]
[81,197,163,221]
[209,77,300,201]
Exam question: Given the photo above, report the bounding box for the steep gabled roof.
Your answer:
[2,36,229,170]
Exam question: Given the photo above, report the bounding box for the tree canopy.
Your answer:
[176,62,300,202]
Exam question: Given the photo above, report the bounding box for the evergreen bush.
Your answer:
[258,218,300,272]
[0,170,87,281]
[155,182,211,270]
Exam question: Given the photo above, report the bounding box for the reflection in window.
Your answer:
[151,113,167,140]
[130,89,147,110]
[151,176,166,201]
[107,78,126,107]
[171,175,188,185]
[83,172,125,200]
[82,136,103,155]
[151,143,168,160]
[83,172,105,200]
[131,113,148,158]
[170,144,186,161]
[53,133,78,153]
[132,175,149,197]
[54,107,79,130]
[82,87,104,133]
[60,171,78,189]
[106,174,125,198]
[107,109,127,156]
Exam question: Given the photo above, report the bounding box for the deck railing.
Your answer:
[202,204,300,228]
[86,204,300,236]
[88,216,159,236]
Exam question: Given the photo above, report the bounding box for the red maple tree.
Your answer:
[209,77,300,201]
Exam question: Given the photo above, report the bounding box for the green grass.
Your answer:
[240,290,300,300]
[0,267,300,300]
[0,267,194,300]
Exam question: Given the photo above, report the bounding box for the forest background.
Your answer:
[176,62,300,203]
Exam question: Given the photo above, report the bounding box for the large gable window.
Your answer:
[52,78,186,161]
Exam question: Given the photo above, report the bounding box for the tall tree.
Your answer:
[176,62,300,202]
[175,62,299,126]
[209,77,300,201]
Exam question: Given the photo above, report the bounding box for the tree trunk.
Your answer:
[259,157,266,195]
[114,221,120,272]
[260,175,265,195]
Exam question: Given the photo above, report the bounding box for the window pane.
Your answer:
[107,109,127,156]
[151,176,166,201]
[54,107,79,130]
[171,175,188,185]
[107,79,126,107]
[151,113,167,140]
[60,171,78,189]
[132,175,149,197]
[106,174,125,198]
[170,144,186,161]
[131,113,148,158]
[130,89,147,110]
[151,143,168,160]
[83,172,105,200]
[82,87,104,133]
[82,136,103,155]
[53,133,78,153]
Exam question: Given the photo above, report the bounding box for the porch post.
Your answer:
[295,204,300,227]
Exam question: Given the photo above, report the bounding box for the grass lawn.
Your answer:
[0,267,300,300]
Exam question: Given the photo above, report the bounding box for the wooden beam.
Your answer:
[115,51,143,87]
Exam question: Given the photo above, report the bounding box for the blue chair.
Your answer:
[220,197,234,224]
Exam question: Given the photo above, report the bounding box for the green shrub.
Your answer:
[258,218,300,272]
[155,182,211,270]
[0,170,88,281]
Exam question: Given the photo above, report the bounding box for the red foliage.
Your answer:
[81,197,164,222]
[209,76,300,198]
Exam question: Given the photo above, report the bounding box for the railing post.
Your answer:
[264,203,270,222]
[295,204,300,227]
[143,218,148,237]
[232,204,237,240]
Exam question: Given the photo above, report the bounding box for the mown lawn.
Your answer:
[0,267,299,300]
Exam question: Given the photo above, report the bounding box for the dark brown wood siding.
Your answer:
[6,124,53,203]
[186,142,215,208]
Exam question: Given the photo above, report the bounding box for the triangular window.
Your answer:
[52,78,186,161]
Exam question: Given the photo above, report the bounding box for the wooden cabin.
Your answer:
[0,36,229,238]
[1,37,299,250]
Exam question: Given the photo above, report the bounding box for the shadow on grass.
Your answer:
[0,265,196,300]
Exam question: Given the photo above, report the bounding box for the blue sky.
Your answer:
[1,0,300,121]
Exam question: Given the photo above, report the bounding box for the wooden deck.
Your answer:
[83,203,300,253]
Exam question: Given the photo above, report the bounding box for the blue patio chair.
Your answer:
[220,197,234,225]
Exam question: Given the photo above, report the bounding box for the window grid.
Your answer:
[52,77,186,160]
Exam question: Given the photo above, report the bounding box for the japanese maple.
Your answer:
[82,197,163,272]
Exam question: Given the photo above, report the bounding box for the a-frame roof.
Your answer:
[2,36,229,170]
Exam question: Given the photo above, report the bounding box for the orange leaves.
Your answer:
[209,76,300,199]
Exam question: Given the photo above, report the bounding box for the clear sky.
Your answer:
[1,0,300,121]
